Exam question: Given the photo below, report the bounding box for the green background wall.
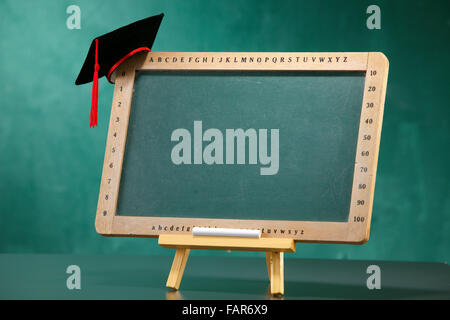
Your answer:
[0,0,449,262]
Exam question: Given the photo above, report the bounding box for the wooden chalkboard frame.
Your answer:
[95,52,389,244]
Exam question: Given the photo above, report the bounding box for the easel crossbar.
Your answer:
[158,235,296,252]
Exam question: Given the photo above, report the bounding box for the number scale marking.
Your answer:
[95,61,137,234]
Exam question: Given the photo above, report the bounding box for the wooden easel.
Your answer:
[158,234,296,295]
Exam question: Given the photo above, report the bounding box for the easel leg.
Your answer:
[166,248,190,290]
[265,252,272,280]
[266,252,284,295]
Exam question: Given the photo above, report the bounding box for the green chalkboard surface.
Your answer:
[116,70,365,222]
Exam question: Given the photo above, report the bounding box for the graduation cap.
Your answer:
[76,13,164,127]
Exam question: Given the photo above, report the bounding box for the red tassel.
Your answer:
[90,39,100,128]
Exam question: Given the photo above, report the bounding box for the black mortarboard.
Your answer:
[76,13,164,127]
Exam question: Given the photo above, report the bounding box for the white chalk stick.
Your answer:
[192,227,261,238]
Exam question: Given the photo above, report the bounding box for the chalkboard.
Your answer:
[117,70,364,221]
[95,52,389,243]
